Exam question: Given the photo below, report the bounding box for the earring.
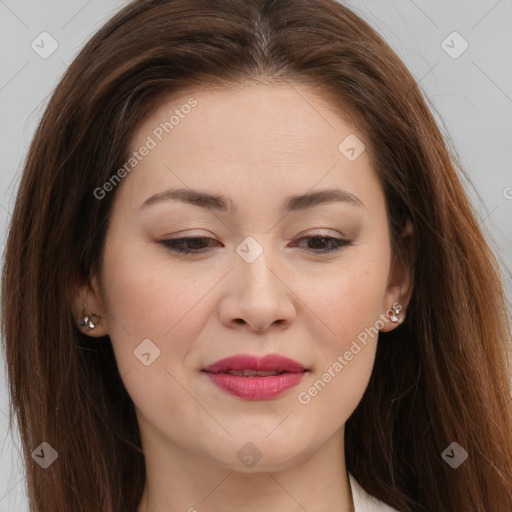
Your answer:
[79,303,102,331]
[389,303,403,323]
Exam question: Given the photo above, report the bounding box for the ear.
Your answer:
[380,219,415,332]
[70,272,109,338]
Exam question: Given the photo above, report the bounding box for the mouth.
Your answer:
[201,353,308,374]
[208,369,304,377]
[201,354,309,400]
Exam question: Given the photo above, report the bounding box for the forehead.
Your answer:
[133,82,357,155]
[118,82,382,215]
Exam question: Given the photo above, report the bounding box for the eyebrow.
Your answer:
[138,187,365,213]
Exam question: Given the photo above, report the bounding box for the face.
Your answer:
[74,82,411,473]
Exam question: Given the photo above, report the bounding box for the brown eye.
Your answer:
[159,234,351,255]
[291,235,351,254]
[160,237,222,254]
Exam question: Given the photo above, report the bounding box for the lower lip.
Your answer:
[204,371,306,399]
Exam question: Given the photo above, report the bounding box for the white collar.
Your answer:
[349,473,400,512]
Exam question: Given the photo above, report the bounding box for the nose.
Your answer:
[219,243,297,333]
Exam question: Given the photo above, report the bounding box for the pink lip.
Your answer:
[202,354,308,400]
[203,354,306,373]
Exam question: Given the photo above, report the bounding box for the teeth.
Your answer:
[226,369,283,377]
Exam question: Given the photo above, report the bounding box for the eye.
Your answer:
[290,234,352,254]
[159,234,351,255]
[159,237,221,254]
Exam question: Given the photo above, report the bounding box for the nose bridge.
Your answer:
[235,234,280,293]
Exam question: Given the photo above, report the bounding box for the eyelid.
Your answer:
[159,229,346,244]
[163,227,347,238]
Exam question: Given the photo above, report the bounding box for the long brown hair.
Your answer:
[2,0,511,510]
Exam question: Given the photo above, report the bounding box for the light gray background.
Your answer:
[0,1,511,510]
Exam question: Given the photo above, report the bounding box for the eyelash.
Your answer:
[159,234,352,255]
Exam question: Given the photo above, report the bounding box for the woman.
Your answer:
[1,0,511,511]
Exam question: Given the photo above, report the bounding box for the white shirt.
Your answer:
[349,473,400,512]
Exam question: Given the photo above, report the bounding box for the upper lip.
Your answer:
[202,354,307,374]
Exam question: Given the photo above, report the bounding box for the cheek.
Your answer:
[102,233,215,327]
[308,251,390,349]
[98,237,217,375]
[98,240,217,425]
[294,254,389,420]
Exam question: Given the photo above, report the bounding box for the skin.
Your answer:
[72,82,413,512]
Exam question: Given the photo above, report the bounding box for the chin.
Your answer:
[204,436,313,474]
